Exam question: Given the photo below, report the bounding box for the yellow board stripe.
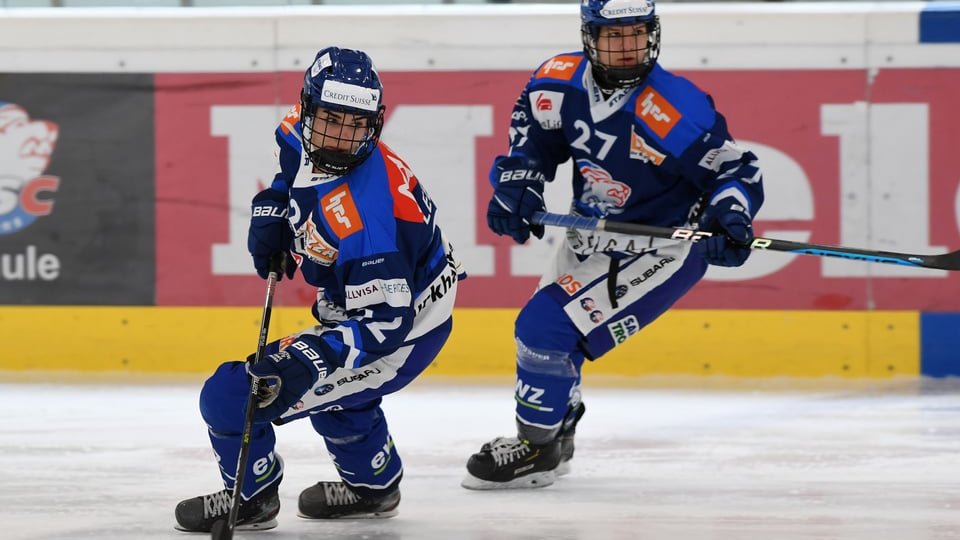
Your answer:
[0,307,918,377]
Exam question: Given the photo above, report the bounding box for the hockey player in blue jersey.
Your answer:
[175,47,462,531]
[462,0,764,489]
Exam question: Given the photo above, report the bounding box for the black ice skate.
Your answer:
[174,482,280,533]
[298,481,400,519]
[461,436,561,490]
[556,402,586,477]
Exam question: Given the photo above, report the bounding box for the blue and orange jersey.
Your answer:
[269,106,458,369]
[495,51,764,227]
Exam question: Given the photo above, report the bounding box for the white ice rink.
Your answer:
[3,377,960,540]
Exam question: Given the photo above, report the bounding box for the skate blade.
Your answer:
[554,460,571,477]
[173,518,278,534]
[460,470,556,490]
[296,508,398,520]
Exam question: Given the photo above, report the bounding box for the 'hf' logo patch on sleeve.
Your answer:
[536,55,583,81]
[321,185,363,238]
[635,87,681,139]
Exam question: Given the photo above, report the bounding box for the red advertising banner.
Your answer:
[155,68,960,310]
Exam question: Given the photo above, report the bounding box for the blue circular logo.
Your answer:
[314,384,335,396]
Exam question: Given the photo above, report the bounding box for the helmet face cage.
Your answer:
[301,94,384,176]
[581,0,661,88]
[299,48,385,176]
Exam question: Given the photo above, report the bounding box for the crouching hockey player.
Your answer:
[174,46,462,531]
[463,0,764,489]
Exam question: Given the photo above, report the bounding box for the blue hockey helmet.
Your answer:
[581,0,661,88]
[300,47,385,175]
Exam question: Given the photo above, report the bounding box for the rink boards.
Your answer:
[2,306,957,378]
[1,3,960,377]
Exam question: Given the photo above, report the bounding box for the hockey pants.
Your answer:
[199,317,452,499]
[514,245,707,443]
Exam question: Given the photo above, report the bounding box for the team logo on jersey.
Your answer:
[295,216,338,266]
[536,55,583,81]
[607,315,640,344]
[636,87,681,138]
[321,184,363,238]
[630,126,666,165]
[0,102,60,236]
[577,159,631,216]
[529,90,563,130]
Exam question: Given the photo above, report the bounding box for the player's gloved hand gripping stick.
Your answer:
[532,211,960,271]
[210,252,285,540]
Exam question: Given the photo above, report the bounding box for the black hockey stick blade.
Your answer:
[531,211,960,271]
[210,519,230,540]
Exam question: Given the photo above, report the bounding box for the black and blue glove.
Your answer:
[486,157,547,244]
[699,199,754,267]
[248,188,297,280]
[247,339,331,421]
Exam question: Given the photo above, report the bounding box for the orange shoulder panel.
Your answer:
[535,55,584,81]
[380,143,426,224]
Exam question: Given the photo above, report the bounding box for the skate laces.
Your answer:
[323,483,361,507]
[203,490,233,519]
[486,437,532,466]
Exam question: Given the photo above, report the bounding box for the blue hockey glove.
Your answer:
[247,339,331,421]
[699,199,754,267]
[486,158,546,244]
[248,188,297,280]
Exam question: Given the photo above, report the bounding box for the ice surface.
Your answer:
[2,377,959,540]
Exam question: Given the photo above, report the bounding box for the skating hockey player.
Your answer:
[175,46,462,531]
[463,0,765,490]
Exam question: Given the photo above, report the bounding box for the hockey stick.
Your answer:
[211,253,285,540]
[531,211,960,271]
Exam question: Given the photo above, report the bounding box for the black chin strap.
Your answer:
[592,66,623,93]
